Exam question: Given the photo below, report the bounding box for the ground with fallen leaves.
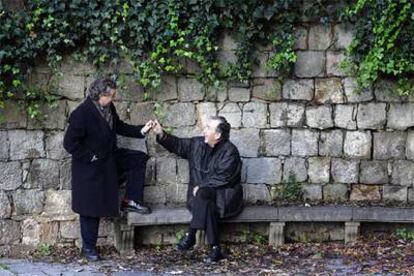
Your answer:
[4,233,414,275]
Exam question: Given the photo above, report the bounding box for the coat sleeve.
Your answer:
[63,109,95,163]
[199,149,241,188]
[156,133,193,159]
[112,104,145,138]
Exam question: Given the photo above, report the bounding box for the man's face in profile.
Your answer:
[203,119,221,146]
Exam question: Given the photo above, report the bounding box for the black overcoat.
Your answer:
[157,133,243,218]
[63,97,145,217]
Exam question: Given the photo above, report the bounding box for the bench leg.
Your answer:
[269,222,285,247]
[195,230,206,248]
[345,222,360,244]
[113,220,135,255]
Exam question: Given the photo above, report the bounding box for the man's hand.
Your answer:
[193,186,199,197]
[141,120,154,134]
[152,120,164,137]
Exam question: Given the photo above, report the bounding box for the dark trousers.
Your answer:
[80,148,147,249]
[80,215,100,250]
[190,187,219,245]
[114,148,148,203]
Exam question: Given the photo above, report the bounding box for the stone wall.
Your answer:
[0,23,414,248]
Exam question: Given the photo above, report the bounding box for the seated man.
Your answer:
[152,116,243,263]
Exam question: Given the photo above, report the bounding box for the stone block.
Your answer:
[129,102,155,125]
[291,129,319,156]
[145,157,156,185]
[374,80,403,102]
[219,33,237,50]
[56,75,85,100]
[9,130,45,160]
[295,51,325,78]
[42,190,74,216]
[244,158,282,184]
[392,160,414,186]
[359,161,388,184]
[148,75,178,101]
[387,103,414,130]
[242,102,267,128]
[59,159,71,190]
[303,184,322,201]
[383,186,407,202]
[117,136,147,153]
[165,183,188,204]
[242,184,271,204]
[27,100,66,130]
[269,102,305,127]
[315,78,345,104]
[252,79,281,101]
[196,102,217,129]
[331,158,359,183]
[407,131,414,161]
[334,24,354,50]
[178,78,204,102]
[334,105,357,129]
[26,159,60,190]
[0,131,9,160]
[143,185,167,205]
[0,191,11,218]
[162,103,195,127]
[217,50,237,65]
[326,51,346,77]
[344,131,371,159]
[177,159,189,184]
[218,103,242,128]
[13,189,45,215]
[323,184,348,202]
[0,101,27,129]
[294,27,307,50]
[60,220,79,239]
[308,25,332,50]
[45,131,69,160]
[156,157,177,184]
[282,79,313,101]
[350,185,380,201]
[357,103,386,129]
[305,105,333,129]
[251,52,271,78]
[205,85,227,102]
[373,132,406,159]
[0,220,21,244]
[343,78,373,102]
[308,157,330,183]
[319,130,343,157]
[283,157,307,182]
[229,87,250,102]
[117,78,145,102]
[230,128,260,158]
[262,129,291,156]
[0,161,22,191]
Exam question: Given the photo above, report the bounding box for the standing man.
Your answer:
[63,78,152,261]
[152,116,243,263]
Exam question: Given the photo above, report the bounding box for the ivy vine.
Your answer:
[0,0,412,119]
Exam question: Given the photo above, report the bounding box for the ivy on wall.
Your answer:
[0,0,412,118]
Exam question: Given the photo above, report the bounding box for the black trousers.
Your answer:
[114,148,148,203]
[190,187,219,245]
[80,148,147,249]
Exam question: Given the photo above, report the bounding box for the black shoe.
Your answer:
[175,232,196,251]
[121,200,152,214]
[81,247,101,262]
[204,245,224,263]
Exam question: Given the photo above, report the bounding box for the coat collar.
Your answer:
[84,97,114,133]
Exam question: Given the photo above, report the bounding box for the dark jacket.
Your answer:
[157,133,243,218]
[63,97,146,217]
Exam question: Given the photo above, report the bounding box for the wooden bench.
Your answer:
[113,206,414,254]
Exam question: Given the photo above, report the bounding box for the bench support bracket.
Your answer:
[269,222,285,247]
[344,222,360,243]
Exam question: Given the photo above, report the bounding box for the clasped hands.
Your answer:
[141,119,164,136]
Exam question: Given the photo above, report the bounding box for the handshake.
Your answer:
[141,119,164,136]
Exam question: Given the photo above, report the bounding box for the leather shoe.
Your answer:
[121,200,152,214]
[204,245,224,263]
[176,232,195,251]
[81,247,101,262]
